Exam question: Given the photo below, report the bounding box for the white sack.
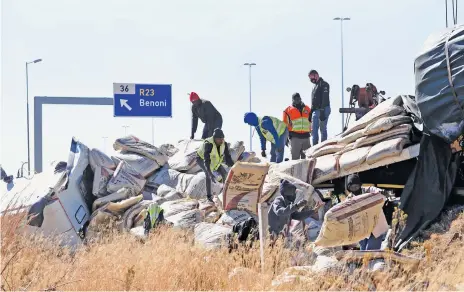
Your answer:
[204,211,221,223]
[194,222,232,250]
[289,217,322,242]
[168,139,204,172]
[305,137,340,157]
[355,124,412,148]
[185,172,223,199]
[216,209,255,227]
[151,185,184,204]
[89,148,116,171]
[315,193,386,247]
[221,162,270,214]
[366,136,410,165]
[239,152,256,162]
[113,135,169,166]
[229,141,246,162]
[268,158,316,183]
[159,143,179,157]
[121,200,152,231]
[338,146,372,172]
[107,161,146,194]
[165,209,202,229]
[337,129,365,146]
[363,115,413,135]
[307,144,346,158]
[160,199,199,218]
[147,166,194,193]
[92,166,114,198]
[112,152,160,178]
[312,154,339,184]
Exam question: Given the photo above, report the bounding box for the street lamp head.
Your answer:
[33,59,43,63]
[343,17,351,21]
[244,63,256,66]
[333,17,341,20]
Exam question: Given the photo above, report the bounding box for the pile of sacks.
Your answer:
[307,95,418,184]
[85,135,255,240]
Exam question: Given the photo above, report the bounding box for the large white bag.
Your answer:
[315,193,386,247]
[89,148,116,171]
[107,161,146,194]
[184,172,223,199]
[363,115,412,135]
[216,210,255,227]
[113,135,169,166]
[221,162,269,214]
[229,141,246,162]
[160,199,199,217]
[268,158,316,183]
[194,222,232,250]
[92,166,114,197]
[338,146,372,172]
[165,209,202,229]
[312,154,339,184]
[112,151,160,178]
[92,187,136,212]
[354,124,412,148]
[167,139,204,172]
[146,166,195,193]
[366,136,410,165]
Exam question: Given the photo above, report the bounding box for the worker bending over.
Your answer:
[283,92,312,160]
[268,179,317,240]
[345,173,389,250]
[196,128,234,202]
[243,112,289,163]
[190,92,223,139]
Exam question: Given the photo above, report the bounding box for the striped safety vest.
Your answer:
[283,105,311,133]
[197,137,226,171]
[258,116,287,144]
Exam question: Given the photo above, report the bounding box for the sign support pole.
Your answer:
[258,202,269,273]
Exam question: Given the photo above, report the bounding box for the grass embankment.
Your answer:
[1,207,463,291]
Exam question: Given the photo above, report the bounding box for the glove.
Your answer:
[295,199,308,208]
[261,150,267,158]
[319,109,327,122]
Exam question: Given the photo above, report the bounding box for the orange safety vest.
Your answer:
[283,105,311,133]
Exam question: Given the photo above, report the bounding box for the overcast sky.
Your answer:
[0,0,457,174]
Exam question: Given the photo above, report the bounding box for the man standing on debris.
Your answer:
[243,112,289,163]
[283,93,312,160]
[345,173,389,250]
[196,128,234,202]
[268,179,317,240]
[190,92,223,139]
[308,70,331,146]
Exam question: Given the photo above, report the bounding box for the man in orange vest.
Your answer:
[283,93,312,160]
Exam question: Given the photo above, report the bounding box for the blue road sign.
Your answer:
[113,83,172,117]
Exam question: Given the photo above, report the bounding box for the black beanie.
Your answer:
[213,128,224,139]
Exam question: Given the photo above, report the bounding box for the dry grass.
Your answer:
[1,207,464,291]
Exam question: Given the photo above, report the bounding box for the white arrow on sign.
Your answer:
[120,99,132,111]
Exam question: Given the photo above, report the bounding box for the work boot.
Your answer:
[207,195,214,203]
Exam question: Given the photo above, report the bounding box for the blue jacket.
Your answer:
[256,116,281,151]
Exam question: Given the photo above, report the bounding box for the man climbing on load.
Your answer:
[190,92,223,139]
[268,179,317,242]
[283,92,312,160]
[243,112,289,163]
[345,173,389,250]
[196,128,234,202]
[308,69,331,146]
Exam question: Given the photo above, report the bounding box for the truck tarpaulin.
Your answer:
[415,25,464,143]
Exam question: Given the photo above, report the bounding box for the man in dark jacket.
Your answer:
[309,70,331,146]
[190,92,223,139]
[268,179,317,239]
[196,128,234,202]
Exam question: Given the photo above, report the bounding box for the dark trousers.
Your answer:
[201,117,223,139]
[196,156,228,198]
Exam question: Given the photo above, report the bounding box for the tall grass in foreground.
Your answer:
[1,208,463,291]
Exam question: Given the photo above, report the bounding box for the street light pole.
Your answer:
[25,58,43,175]
[333,17,350,132]
[122,125,130,136]
[244,62,256,151]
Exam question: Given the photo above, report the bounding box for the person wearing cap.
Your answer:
[283,93,312,160]
[243,112,289,163]
[268,179,317,240]
[189,92,223,140]
[196,128,234,202]
[345,173,389,250]
[308,70,331,146]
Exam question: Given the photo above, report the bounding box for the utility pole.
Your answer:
[333,17,350,132]
[25,58,43,175]
[244,62,256,151]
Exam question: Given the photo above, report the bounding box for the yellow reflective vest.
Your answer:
[197,137,226,171]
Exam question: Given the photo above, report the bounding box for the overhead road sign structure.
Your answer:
[113,83,172,117]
